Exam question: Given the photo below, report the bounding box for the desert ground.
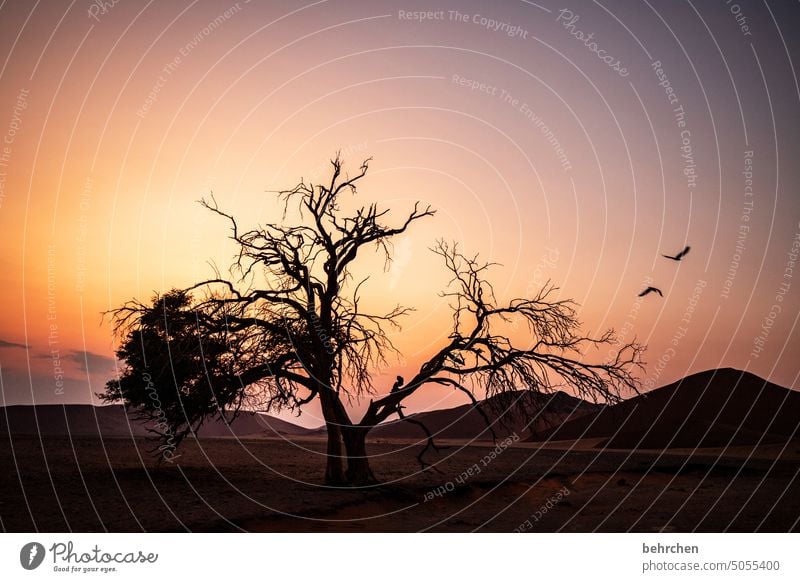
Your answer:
[2,433,798,532]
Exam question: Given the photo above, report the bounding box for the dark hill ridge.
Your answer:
[0,391,603,442]
[532,368,800,449]
[0,404,312,438]
[7,369,789,449]
[369,389,603,441]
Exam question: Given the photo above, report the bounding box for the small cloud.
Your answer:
[64,350,116,375]
[0,339,30,349]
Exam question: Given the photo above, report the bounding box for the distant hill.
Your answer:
[368,390,603,441]
[0,404,313,439]
[531,368,800,449]
[1,390,600,443]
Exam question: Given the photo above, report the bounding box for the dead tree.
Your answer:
[104,154,644,486]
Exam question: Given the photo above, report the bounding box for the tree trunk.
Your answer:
[343,426,377,486]
[318,387,376,486]
[318,389,347,486]
[324,422,347,486]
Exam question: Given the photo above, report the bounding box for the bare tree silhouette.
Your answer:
[103,155,644,486]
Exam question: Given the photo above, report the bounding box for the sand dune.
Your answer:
[1,390,598,443]
[0,404,312,438]
[532,368,800,449]
[6,368,796,451]
[369,390,602,441]
[2,370,800,532]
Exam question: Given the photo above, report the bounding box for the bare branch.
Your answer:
[358,240,644,430]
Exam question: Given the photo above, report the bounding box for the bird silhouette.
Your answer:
[390,375,404,393]
[638,286,663,298]
[662,245,691,261]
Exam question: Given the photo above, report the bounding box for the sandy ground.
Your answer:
[1,434,799,532]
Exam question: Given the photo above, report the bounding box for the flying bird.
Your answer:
[638,286,663,298]
[662,245,691,261]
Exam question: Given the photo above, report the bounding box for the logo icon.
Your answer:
[20,542,45,570]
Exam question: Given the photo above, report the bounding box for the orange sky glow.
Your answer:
[1,0,798,427]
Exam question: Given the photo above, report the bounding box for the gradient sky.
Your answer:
[0,0,798,427]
